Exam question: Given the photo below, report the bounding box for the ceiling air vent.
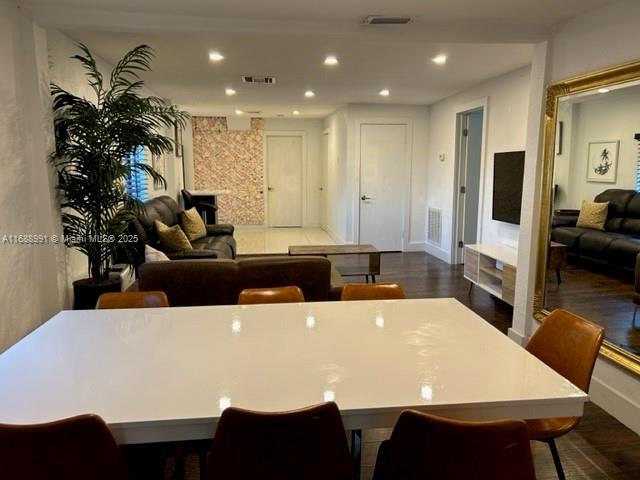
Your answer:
[242,75,277,84]
[246,110,262,115]
[363,15,411,25]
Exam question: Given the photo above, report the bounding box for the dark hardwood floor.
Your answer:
[545,261,640,357]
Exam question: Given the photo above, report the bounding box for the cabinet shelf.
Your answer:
[479,265,503,280]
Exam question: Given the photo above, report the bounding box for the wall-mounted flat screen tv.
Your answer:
[492,151,525,225]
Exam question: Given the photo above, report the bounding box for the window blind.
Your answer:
[125,147,149,201]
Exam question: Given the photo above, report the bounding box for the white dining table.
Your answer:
[0,298,587,445]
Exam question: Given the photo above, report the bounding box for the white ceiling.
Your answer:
[23,0,618,118]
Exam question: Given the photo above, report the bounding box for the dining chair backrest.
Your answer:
[206,402,353,480]
[340,283,406,301]
[526,308,604,392]
[0,414,127,480]
[96,291,170,309]
[238,286,305,304]
[373,410,536,480]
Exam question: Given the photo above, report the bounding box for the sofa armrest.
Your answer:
[206,224,235,236]
[166,250,219,260]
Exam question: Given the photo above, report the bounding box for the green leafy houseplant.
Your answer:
[50,44,188,285]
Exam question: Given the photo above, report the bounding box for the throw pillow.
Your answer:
[144,244,170,262]
[154,220,193,252]
[576,200,609,231]
[181,207,207,241]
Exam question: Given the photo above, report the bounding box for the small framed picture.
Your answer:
[174,122,183,158]
[587,140,619,183]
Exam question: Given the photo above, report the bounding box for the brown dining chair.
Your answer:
[372,410,536,480]
[205,402,353,480]
[0,414,127,480]
[525,308,604,480]
[96,291,170,309]
[340,283,406,301]
[237,286,305,304]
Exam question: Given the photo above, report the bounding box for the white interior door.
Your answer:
[266,135,303,227]
[359,123,407,251]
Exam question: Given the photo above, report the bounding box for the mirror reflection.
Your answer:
[546,81,640,357]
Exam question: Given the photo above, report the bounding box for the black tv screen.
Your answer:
[492,151,525,225]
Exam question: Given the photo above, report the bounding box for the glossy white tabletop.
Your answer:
[0,299,586,444]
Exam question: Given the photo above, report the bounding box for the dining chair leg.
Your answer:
[633,305,638,327]
[351,429,362,480]
[546,438,566,480]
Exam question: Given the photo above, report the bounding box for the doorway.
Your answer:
[358,123,407,251]
[266,135,303,227]
[453,108,484,263]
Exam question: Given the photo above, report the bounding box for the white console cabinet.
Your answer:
[464,244,518,306]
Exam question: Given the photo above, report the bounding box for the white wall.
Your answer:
[323,107,349,242]
[426,67,532,262]
[0,0,65,351]
[263,118,324,227]
[554,88,640,209]
[518,0,640,434]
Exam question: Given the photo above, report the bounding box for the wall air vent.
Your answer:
[242,75,277,84]
[427,208,442,246]
[363,15,412,25]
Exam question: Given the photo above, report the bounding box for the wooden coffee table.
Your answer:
[288,244,381,283]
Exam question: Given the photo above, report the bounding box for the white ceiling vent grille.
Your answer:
[363,15,412,25]
[242,76,276,84]
[427,208,442,246]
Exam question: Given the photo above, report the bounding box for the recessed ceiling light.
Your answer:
[598,88,610,93]
[209,51,225,62]
[379,89,390,97]
[304,90,315,98]
[324,55,339,66]
[293,110,300,115]
[235,109,244,115]
[432,54,447,65]
[225,87,236,96]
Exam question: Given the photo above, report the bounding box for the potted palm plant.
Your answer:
[51,44,188,309]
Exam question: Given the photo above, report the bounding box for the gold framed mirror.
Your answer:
[534,60,640,376]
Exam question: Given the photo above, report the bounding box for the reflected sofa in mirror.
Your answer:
[535,60,640,376]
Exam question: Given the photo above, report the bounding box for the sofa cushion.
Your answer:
[550,227,593,251]
[606,238,640,271]
[594,189,635,218]
[181,207,207,241]
[577,230,626,258]
[576,200,608,231]
[155,220,193,253]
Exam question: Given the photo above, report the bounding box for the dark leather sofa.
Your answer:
[551,189,640,273]
[129,195,236,265]
[138,256,342,305]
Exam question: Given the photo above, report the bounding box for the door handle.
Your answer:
[361,195,371,201]
[268,187,274,191]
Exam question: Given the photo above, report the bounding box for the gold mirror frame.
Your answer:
[534,59,640,377]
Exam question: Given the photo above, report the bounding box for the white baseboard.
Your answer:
[507,328,529,346]
[590,362,640,435]
[425,243,450,263]
[404,241,426,252]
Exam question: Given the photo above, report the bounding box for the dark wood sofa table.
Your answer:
[288,244,381,283]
